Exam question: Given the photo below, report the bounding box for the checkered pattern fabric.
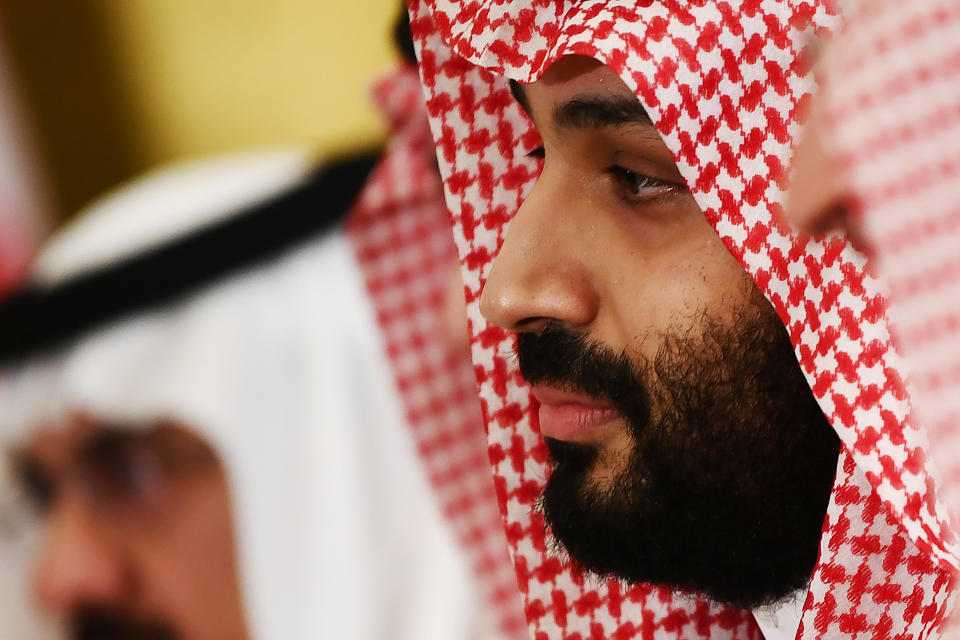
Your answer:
[345,65,527,639]
[0,45,44,301]
[819,0,960,539]
[0,216,31,298]
[408,0,958,637]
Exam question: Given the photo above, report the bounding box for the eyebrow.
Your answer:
[509,79,533,116]
[509,79,653,130]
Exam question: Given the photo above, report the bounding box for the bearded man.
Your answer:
[408,0,959,638]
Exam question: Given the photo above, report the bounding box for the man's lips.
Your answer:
[531,384,621,442]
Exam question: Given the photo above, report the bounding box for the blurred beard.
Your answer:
[73,607,179,640]
[517,289,840,610]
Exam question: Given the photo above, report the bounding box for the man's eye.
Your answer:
[526,146,545,159]
[608,166,678,201]
[79,434,166,513]
[18,460,57,513]
[90,450,163,504]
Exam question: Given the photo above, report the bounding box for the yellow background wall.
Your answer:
[2,0,401,222]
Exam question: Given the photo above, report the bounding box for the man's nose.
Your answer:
[787,96,847,235]
[32,497,130,615]
[480,172,599,332]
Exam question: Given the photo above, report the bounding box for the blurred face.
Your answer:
[13,414,248,640]
[787,96,864,248]
[480,56,840,608]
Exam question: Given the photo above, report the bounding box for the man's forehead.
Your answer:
[536,56,631,96]
[512,55,653,129]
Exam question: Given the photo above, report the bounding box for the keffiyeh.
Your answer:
[347,65,527,639]
[813,0,960,534]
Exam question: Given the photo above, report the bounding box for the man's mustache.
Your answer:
[516,323,651,427]
[73,607,178,640]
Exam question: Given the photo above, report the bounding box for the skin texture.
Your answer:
[482,56,761,483]
[18,414,248,640]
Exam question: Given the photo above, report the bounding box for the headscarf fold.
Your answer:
[347,64,527,639]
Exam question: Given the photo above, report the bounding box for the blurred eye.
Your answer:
[526,145,545,159]
[77,432,166,513]
[12,455,57,514]
[608,165,679,202]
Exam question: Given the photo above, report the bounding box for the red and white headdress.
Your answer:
[815,0,960,536]
[408,0,958,637]
[346,64,527,639]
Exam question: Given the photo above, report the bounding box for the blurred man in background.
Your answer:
[0,145,445,640]
[0,8,523,639]
[13,415,247,640]
[0,143,505,640]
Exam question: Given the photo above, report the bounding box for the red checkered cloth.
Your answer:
[345,65,527,639]
[818,0,960,542]
[0,41,47,301]
[407,0,958,638]
[0,214,31,298]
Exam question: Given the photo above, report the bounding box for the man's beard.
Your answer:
[518,290,841,610]
[73,607,179,640]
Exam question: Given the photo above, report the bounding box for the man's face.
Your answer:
[480,56,840,608]
[13,414,248,640]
